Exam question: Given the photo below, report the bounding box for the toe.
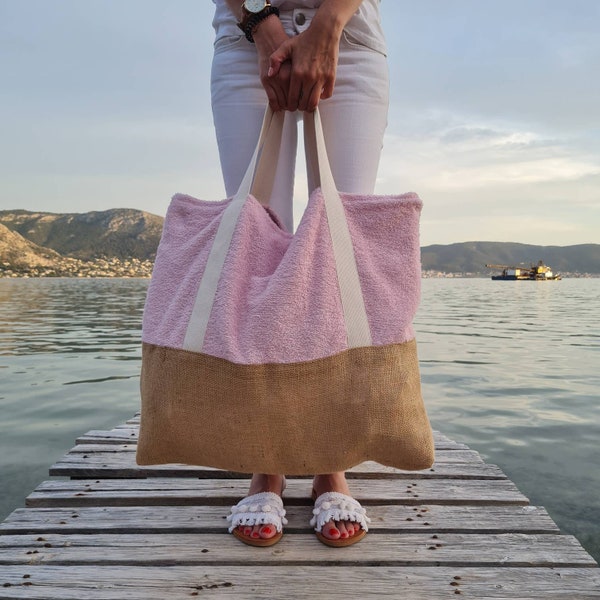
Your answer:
[322,520,340,540]
[250,525,261,539]
[337,521,349,539]
[259,524,276,539]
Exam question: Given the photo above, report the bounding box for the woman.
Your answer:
[212,0,389,547]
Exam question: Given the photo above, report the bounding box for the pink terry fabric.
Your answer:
[142,190,422,364]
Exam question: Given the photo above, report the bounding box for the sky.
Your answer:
[1,0,599,246]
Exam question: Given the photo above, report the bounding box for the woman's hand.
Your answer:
[224,0,363,112]
[253,17,292,112]
[268,21,341,113]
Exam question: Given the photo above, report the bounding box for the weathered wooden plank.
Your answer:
[0,533,595,568]
[2,566,600,600]
[0,566,599,600]
[76,429,139,444]
[4,415,598,599]
[0,504,559,535]
[49,454,502,480]
[76,428,470,450]
[25,478,529,507]
[68,446,482,464]
[58,448,485,466]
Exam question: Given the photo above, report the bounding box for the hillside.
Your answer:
[0,209,163,260]
[421,241,600,275]
[0,223,62,269]
[0,209,598,276]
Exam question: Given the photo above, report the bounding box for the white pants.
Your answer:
[211,8,389,232]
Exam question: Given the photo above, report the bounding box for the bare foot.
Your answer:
[236,473,285,541]
[312,472,361,541]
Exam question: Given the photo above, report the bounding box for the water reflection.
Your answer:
[0,279,147,357]
[0,277,599,562]
[0,278,147,523]
[414,278,600,561]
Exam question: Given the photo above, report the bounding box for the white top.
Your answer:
[212,0,386,55]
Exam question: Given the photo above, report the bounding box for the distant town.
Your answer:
[1,263,597,279]
[1,209,599,279]
[0,257,153,279]
[421,270,597,279]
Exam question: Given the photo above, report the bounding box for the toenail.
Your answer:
[251,532,260,538]
[262,527,272,535]
[341,532,348,538]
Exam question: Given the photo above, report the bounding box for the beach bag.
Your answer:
[136,108,434,475]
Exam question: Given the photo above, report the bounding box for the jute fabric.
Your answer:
[137,339,434,475]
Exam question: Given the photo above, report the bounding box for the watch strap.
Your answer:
[237,5,280,43]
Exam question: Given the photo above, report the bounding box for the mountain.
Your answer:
[0,223,63,269]
[0,209,164,260]
[421,241,600,275]
[1,209,598,276]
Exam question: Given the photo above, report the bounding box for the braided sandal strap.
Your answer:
[310,491,371,533]
[226,491,288,533]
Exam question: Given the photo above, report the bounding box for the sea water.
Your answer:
[0,277,598,562]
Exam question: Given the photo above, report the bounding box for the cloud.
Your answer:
[379,112,600,193]
[1,1,598,246]
[375,109,600,245]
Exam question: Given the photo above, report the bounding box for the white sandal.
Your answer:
[227,491,288,547]
[310,491,371,547]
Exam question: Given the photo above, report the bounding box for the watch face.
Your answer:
[245,0,267,13]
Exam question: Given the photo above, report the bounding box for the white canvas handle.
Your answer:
[303,110,372,348]
[183,107,372,353]
[249,111,285,205]
[182,109,282,352]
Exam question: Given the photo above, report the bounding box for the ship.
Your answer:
[486,260,562,281]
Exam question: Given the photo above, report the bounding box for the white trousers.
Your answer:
[211,9,389,232]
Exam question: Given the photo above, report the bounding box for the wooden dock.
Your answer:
[1,414,598,598]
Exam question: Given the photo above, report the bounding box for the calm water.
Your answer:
[0,278,598,562]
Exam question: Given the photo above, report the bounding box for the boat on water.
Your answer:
[486,260,562,281]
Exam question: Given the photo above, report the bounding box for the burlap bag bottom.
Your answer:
[136,339,435,475]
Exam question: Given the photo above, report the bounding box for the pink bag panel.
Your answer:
[343,191,421,347]
[141,194,228,352]
[142,189,421,364]
[200,190,348,364]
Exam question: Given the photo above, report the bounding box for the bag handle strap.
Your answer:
[235,108,285,205]
[183,108,283,351]
[303,110,372,348]
[183,107,372,353]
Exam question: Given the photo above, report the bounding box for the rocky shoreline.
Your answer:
[3,263,597,280]
[0,257,153,278]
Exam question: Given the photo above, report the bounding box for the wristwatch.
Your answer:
[237,0,280,43]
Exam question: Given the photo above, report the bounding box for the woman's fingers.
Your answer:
[270,62,292,111]
[299,83,321,113]
[263,78,287,112]
[320,74,335,101]
[287,77,301,112]
[261,49,292,111]
[268,41,292,78]
[267,31,338,112]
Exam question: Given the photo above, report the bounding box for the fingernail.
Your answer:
[267,67,273,77]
